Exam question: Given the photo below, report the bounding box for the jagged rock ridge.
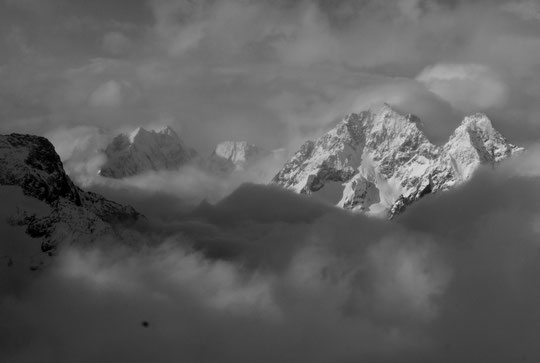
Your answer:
[272,104,523,217]
[99,126,198,178]
[0,133,141,259]
[208,141,271,174]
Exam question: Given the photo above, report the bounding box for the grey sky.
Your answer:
[1,0,540,152]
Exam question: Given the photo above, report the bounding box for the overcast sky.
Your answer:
[1,0,540,152]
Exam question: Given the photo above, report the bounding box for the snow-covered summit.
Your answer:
[450,113,522,160]
[440,113,523,183]
[128,125,178,143]
[99,125,198,178]
[272,104,523,217]
[209,141,270,173]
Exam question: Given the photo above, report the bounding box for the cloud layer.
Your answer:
[3,150,540,362]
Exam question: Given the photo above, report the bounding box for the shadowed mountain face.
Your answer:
[95,125,280,185]
[273,104,523,217]
[99,126,199,178]
[0,134,83,206]
[0,133,141,267]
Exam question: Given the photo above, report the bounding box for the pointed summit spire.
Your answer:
[444,113,523,176]
[154,125,179,138]
[99,125,198,178]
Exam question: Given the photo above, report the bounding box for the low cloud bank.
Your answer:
[44,124,288,217]
[3,150,540,362]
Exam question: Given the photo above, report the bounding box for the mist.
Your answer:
[2,151,540,362]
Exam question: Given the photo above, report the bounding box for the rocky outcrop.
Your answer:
[0,133,141,257]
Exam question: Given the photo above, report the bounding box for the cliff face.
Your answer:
[0,133,141,266]
[272,104,523,217]
[0,134,82,205]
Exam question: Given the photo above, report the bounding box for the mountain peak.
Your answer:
[444,113,523,176]
[210,141,270,173]
[273,107,523,217]
[154,125,178,138]
[215,140,251,151]
[339,103,420,127]
[99,126,197,178]
[359,103,425,133]
[128,127,143,143]
[367,103,417,122]
[128,125,179,144]
[373,102,398,115]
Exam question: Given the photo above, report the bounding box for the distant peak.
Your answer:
[128,127,143,143]
[127,125,179,143]
[210,140,269,173]
[154,125,178,137]
[100,125,195,179]
[213,141,261,157]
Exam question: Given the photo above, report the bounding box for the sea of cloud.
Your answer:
[2,147,540,362]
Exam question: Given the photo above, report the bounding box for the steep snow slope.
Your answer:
[272,104,523,217]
